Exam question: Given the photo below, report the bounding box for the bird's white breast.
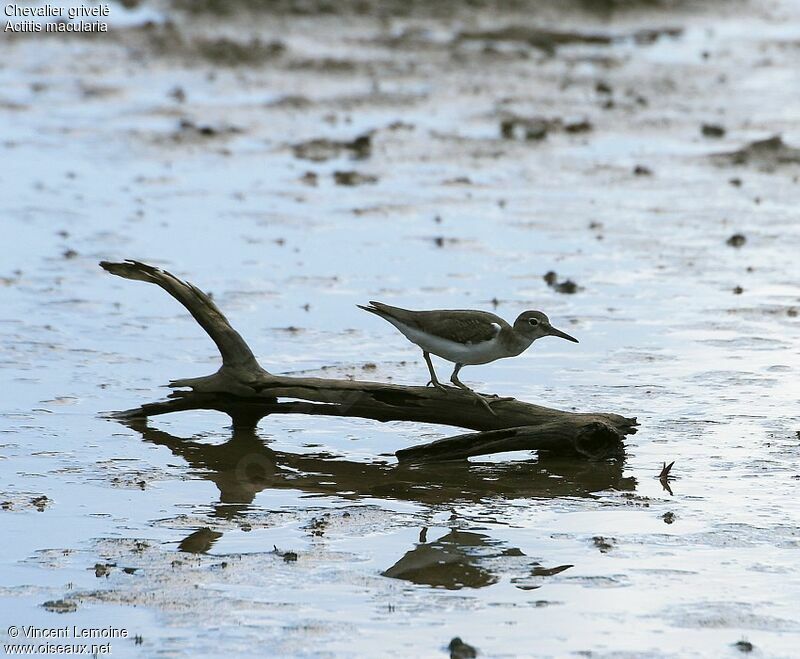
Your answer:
[387,319,508,365]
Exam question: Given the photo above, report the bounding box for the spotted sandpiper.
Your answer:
[358,301,578,405]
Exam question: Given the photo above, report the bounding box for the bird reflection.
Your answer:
[382,528,573,590]
[383,529,504,589]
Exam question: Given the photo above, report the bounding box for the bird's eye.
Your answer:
[528,318,539,326]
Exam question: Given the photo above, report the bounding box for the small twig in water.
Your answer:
[659,460,676,495]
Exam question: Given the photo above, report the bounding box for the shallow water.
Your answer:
[2,1,800,656]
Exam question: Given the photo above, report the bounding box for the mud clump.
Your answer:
[501,116,549,140]
[432,236,461,248]
[140,22,287,66]
[701,123,725,138]
[273,545,298,562]
[632,26,683,44]
[458,25,681,55]
[500,114,592,141]
[268,94,312,109]
[288,57,358,73]
[1,493,51,512]
[544,271,580,294]
[307,514,329,537]
[592,536,615,552]
[458,26,613,55]
[564,119,593,134]
[449,637,478,659]
[333,170,378,186]
[173,118,242,142]
[726,233,746,248]
[42,599,78,614]
[293,133,372,162]
[300,171,318,186]
[713,135,800,169]
[195,37,285,66]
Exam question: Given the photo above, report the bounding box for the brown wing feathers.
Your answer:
[359,301,503,345]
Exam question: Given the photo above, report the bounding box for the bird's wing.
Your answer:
[413,311,505,344]
[359,302,506,344]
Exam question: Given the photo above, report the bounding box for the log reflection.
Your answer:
[123,418,635,511]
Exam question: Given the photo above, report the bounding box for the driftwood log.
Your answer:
[101,260,637,462]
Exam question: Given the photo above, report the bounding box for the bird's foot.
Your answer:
[448,376,500,415]
[479,393,515,404]
[472,393,498,416]
[457,387,499,415]
[426,379,450,393]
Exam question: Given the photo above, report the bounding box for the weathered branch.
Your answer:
[100,260,264,374]
[101,260,637,461]
[396,419,625,462]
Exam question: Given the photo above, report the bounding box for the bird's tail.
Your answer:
[356,302,382,316]
[357,300,409,322]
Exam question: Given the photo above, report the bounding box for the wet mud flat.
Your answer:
[2,0,800,657]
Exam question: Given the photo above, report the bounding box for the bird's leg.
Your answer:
[448,363,473,392]
[449,364,497,415]
[423,351,449,393]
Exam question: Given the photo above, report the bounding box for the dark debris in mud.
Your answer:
[273,545,298,562]
[1,493,51,512]
[292,133,372,161]
[333,170,378,186]
[170,0,690,18]
[592,536,615,552]
[125,22,287,67]
[500,114,592,141]
[195,37,286,66]
[307,514,329,537]
[544,271,581,294]
[713,135,800,170]
[288,57,360,73]
[457,24,681,55]
[449,637,478,659]
[701,123,725,138]
[726,233,746,248]
[42,599,78,614]
[172,118,242,142]
[300,171,319,186]
[269,94,313,109]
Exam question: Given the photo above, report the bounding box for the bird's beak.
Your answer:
[547,325,579,343]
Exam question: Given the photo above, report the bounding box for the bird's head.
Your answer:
[513,310,579,343]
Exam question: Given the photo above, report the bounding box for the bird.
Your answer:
[357,301,578,405]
